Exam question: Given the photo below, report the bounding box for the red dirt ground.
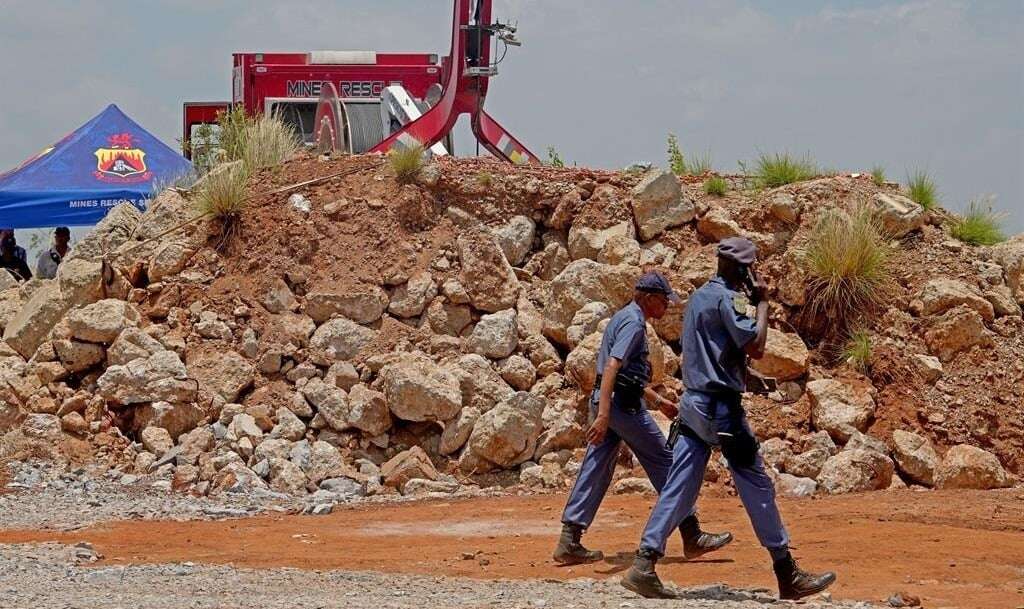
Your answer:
[2,489,1021,609]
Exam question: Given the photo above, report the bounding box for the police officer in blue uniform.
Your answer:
[622,238,836,600]
[554,271,732,565]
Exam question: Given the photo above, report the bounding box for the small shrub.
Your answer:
[906,170,938,210]
[754,152,817,188]
[704,175,728,196]
[843,329,872,372]
[389,142,426,184]
[800,205,892,325]
[949,197,1005,246]
[547,146,565,168]
[476,171,493,188]
[194,163,249,222]
[241,113,302,172]
[685,151,713,176]
[667,133,686,175]
[871,165,886,187]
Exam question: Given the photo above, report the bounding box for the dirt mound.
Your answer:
[1,151,1020,502]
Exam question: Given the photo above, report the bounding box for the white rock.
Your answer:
[492,215,536,266]
[388,272,437,318]
[630,169,695,240]
[380,355,462,422]
[806,378,875,442]
[817,448,894,494]
[346,384,392,436]
[271,407,307,441]
[460,392,546,472]
[309,317,377,362]
[918,278,994,322]
[891,429,939,486]
[467,309,518,359]
[498,355,537,391]
[935,444,1010,490]
[67,299,140,344]
[97,350,197,405]
[751,329,809,381]
[776,473,817,497]
[440,406,481,455]
[457,230,520,313]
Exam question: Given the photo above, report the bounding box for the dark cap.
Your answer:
[635,271,682,304]
[717,237,757,265]
[1,235,15,250]
[55,226,71,237]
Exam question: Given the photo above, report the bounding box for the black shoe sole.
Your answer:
[683,532,734,559]
[552,552,604,566]
[780,572,838,600]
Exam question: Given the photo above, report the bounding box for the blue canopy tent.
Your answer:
[0,104,192,229]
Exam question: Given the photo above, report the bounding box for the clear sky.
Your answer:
[1,0,1021,235]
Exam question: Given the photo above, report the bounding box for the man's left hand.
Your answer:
[657,397,678,420]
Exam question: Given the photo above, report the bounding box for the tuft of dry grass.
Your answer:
[906,170,938,210]
[800,205,893,326]
[949,197,1005,246]
[704,175,728,196]
[389,143,427,184]
[193,162,249,223]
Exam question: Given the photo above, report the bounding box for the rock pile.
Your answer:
[0,154,1019,503]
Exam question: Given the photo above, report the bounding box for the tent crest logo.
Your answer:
[94,132,152,183]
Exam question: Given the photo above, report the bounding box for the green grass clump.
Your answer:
[949,198,1005,246]
[194,163,249,222]
[871,166,886,186]
[843,329,872,373]
[754,152,817,188]
[389,142,427,184]
[685,151,713,176]
[800,205,892,325]
[906,170,938,210]
[211,105,300,174]
[704,175,728,196]
[547,146,565,168]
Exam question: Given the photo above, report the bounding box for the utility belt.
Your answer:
[593,372,649,414]
[667,389,760,468]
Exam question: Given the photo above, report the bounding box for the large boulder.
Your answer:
[2,282,67,358]
[52,339,105,373]
[66,202,141,262]
[492,215,536,266]
[934,444,1011,490]
[450,354,514,413]
[381,446,438,489]
[466,309,518,359]
[0,287,24,334]
[918,278,994,322]
[630,169,695,240]
[923,305,993,362]
[107,327,164,366]
[56,258,105,306]
[784,448,830,479]
[67,299,140,344]
[567,221,635,261]
[817,448,895,494]
[424,298,472,336]
[775,473,817,498]
[460,392,546,472]
[697,206,743,242]
[380,355,462,422]
[309,317,377,362]
[299,378,350,431]
[806,378,875,442]
[133,401,205,440]
[346,384,392,436]
[388,272,437,318]
[891,429,940,486]
[97,350,197,405]
[564,329,603,392]
[869,193,927,238]
[991,236,1024,305]
[498,355,536,391]
[456,230,520,313]
[439,406,481,455]
[566,302,612,349]
[542,259,638,346]
[751,329,809,381]
[305,285,389,324]
[534,398,585,458]
[188,350,254,403]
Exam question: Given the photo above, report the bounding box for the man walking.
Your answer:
[35,226,71,279]
[554,271,732,565]
[621,238,836,600]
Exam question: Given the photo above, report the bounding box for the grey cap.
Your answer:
[717,237,757,265]
[635,271,682,304]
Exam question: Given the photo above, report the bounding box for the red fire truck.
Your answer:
[183,0,537,164]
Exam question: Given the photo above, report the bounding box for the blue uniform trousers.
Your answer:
[561,391,678,528]
[639,392,789,555]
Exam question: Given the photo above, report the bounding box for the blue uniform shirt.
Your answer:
[681,276,757,394]
[595,301,651,386]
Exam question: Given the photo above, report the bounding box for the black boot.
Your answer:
[773,552,837,600]
[679,514,733,559]
[621,548,677,599]
[552,523,604,565]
